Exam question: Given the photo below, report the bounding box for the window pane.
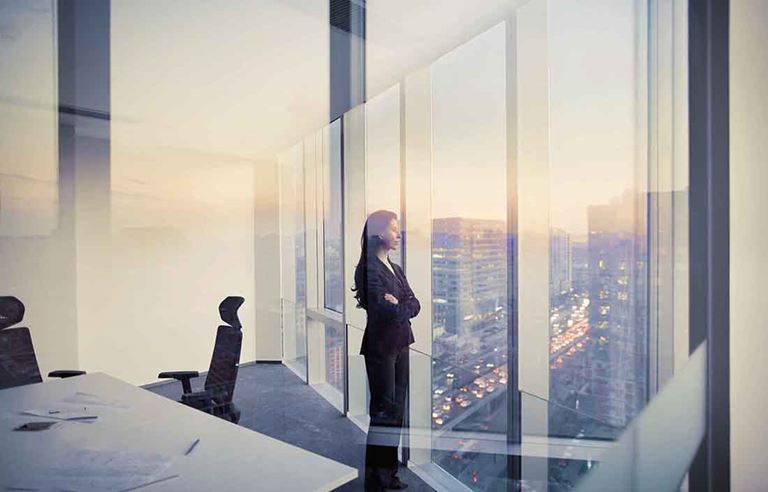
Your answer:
[324,322,345,396]
[430,22,509,488]
[366,84,402,264]
[307,318,345,412]
[324,118,344,313]
[547,0,649,440]
[347,326,368,423]
[279,143,307,380]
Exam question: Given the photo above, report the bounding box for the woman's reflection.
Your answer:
[353,210,420,491]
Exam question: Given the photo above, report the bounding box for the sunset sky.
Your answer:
[429,0,641,236]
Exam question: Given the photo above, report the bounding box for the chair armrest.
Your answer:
[158,371,200,394]
[48,370,86,379]
[180,389,214,413]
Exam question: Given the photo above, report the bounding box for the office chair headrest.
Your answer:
[0,296,25,330]
[219,296,244,330]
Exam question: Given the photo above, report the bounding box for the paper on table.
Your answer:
[10,448,173,492]
[59,391,129,409]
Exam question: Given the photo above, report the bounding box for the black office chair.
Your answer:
[0,296,86,391]
[158,296,244,424]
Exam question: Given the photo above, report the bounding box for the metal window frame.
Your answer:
[687,0,730,489]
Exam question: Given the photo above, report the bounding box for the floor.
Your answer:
[147,362,434,491]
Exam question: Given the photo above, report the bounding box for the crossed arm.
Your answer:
[368,270,421,323]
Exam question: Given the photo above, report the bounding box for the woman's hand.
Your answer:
[384,293,399,305]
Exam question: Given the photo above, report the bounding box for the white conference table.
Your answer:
[0,373,357,491]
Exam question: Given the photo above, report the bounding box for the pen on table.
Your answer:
[118,475,180,492]
[67,415,98,421]
[185,438,200,456]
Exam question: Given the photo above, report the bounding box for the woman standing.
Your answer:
[353,210,420,491]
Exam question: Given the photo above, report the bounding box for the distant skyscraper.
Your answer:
[550,228,573,298]
[431,217,509,484]
[587,191,648,428]
[432,218,507,350]
[571,241,589,294]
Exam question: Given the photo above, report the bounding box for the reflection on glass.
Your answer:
[347,325,369,423]
[547,0,649,441]
[0,0,58,237]
[324,119,344,313]
[325,322,346,395]
[430,22,509,488]
[365,84,402,265]
[0,1,75,374]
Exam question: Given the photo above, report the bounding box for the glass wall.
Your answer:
[546,0,649,440]
[365,84,403,265]
[277,0,690,489]
[279,120,346,411]
[429,22,510,488]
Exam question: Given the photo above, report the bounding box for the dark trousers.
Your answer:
[364,345,409,483]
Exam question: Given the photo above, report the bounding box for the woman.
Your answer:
[353,210,420,491]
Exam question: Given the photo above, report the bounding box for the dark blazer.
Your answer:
[359,257,420,356]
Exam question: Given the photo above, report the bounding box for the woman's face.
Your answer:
[379,218,401,251]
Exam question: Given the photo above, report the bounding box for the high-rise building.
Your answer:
[431,218,508,424]
[550,228,573,298]
[571,241,590,294]
[432,218,507,350]
[586,192,648,428]
[431,217,510,485]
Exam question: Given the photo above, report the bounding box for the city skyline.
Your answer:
[427,199,649,488]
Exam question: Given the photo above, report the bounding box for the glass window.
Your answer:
[324,118,344,313]
[430,22,509,488]
[324,322,346,396]
[547,0,649,440]
[365,84,403,264]
[306,316,345,412]
[279,143,308,380]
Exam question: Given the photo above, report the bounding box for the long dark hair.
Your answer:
[352,210,398,309]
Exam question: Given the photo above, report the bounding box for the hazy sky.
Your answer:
[428,0,640,236]
[431,22,508,223]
